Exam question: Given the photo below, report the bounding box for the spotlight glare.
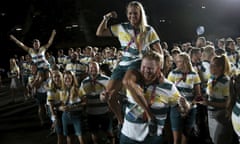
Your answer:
[16,28,22,31]
[65,26,72,29]
[72,24,79,28]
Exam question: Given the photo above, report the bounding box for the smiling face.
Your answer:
[64,73,73,88]
[33,39,40,50]
[127,5,141,27]
[210,59,223,76]
[89,62,99,78]
[52,71,62,86]
[140,58,160,83]
[175,56,184,70]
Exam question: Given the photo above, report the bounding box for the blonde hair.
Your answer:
[50,70,64,92]
[177,53,195,72]
[127,1,148,32]
[63,71,79,99]
[202,45,215,60]
[142,50,164,68]
[9,58,20,77]
[212,54,231,76]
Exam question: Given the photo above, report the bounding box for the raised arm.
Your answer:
[43,29,56,49]
[96,11,117,37]
[9,35,30,52]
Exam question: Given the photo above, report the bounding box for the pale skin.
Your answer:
[48,71,64,144]
[129,57,190,117]
[86,62,115,144]
[173,55,202,144]
[9,29,56,52]
[98,5,163,124]
[196,60,227,108]
[59,73,85,144]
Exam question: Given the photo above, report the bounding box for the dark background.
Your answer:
[1,0,240,70]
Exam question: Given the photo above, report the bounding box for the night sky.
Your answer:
[0,0,240,69]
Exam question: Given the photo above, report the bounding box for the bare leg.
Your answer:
[106,79,123,124]
[106,131,115,144]
[38,105,46,125]
[77,135,85,144]
[181,128,191,144]
[91,133,98,144]
[172,131,182,144]
[57,134,64,144]
[181,134,187,144]
[66,135,74,144]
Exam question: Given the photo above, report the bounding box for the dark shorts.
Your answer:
[35,92,47,105]
[87,113,112,133]
[170,106,197,131]
[62,111,84,136]
[53,111,63,134]
[110,60,141,80]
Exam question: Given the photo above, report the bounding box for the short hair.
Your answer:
[142,51,164,68]
[203,46,215,56]
[215,48,225,56]
[189,47,201,57]
[33,39,40,43]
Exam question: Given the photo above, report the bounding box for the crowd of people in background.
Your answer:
[1,1,240,144]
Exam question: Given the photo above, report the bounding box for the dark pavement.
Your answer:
[0,78,238,144]
[0,80,57,144]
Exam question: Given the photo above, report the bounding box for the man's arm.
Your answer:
[9,35,30,52]
[123,70,155,121]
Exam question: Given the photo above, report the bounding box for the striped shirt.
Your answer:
[121,78,180,142]
[79,56,92,65]
[232,98,240,138]
[110,22,160,67]
[79,74,109,115]
[206,75,230,111]
[47,89,62,106]
[65,62,88,78]
[28,47,50,69]
[167,70,201,102]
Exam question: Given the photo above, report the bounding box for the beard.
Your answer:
[143,72,159,84]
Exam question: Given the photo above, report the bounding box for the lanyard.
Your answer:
[142,82,157,106]
[89,76,106,91]
[65,89,70,105]
[211,75,224,88]
[125,29,141,53]
[175,72,187,86]
[149,84,157,106]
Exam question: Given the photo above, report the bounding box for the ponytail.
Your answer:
[222,55,231,76]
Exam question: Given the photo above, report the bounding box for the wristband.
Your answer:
[51,115,56,122]
[103,15,110,21]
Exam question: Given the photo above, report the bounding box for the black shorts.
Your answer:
[87,113,112,133]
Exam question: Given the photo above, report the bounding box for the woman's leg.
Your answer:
[77,135,85,144]
[38,104,46,125]
[66,135,74,144]
[172,131,182,144]
[106,79,123,124]
[57,134,64,144]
